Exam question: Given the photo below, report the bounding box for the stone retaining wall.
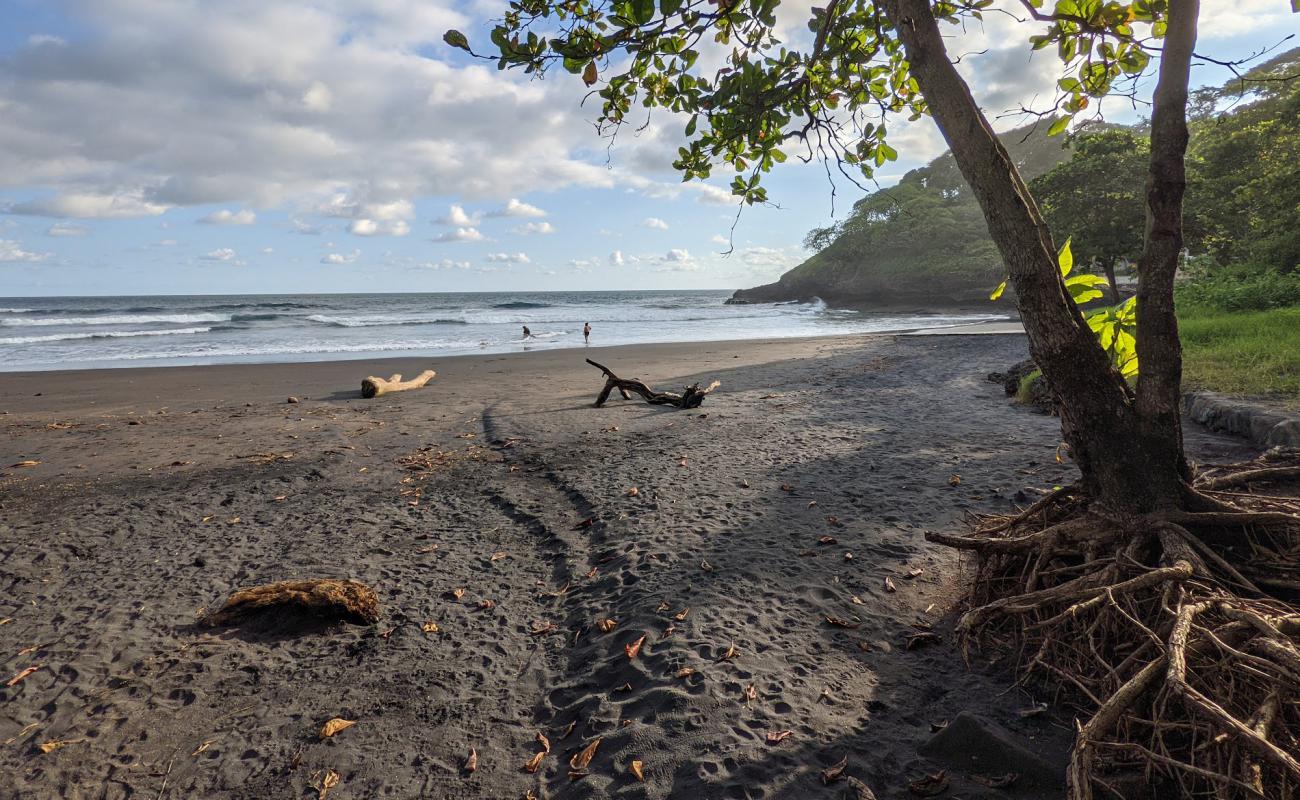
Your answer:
[1183,391,1300,448]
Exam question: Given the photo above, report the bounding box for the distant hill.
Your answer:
[728,121,1080,308]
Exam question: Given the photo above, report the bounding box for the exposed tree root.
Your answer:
[928,450,1300,799]
[586,359,720,409]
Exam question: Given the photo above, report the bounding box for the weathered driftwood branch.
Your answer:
[361,369,436,399]
[586,359,719,409]
[201,579,380,626]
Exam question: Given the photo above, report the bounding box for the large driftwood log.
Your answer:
[201,579,380,626]
[586,359,720,409]
[361,369,436,399]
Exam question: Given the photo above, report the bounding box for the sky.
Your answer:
[0,0,1294,297]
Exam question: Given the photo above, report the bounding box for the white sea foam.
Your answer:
[0,313,231,327]
[0,327,213,345]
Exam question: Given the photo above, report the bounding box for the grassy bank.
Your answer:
[1178,305,1300,407]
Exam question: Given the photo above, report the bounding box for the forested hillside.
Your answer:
[730,48,1299,309]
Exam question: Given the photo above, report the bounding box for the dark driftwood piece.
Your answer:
[201,579,380,626]
[586,359,720,409]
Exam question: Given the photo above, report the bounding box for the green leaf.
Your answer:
[661,0,683,14]
[990,280,1008,301]
[1047,116,1069,137]
[631,0,655,25]
[583,61,599,86]
[1057,237,1073,277]
[444,30,471,51]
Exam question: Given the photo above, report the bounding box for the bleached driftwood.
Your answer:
[201,579,380,626]
[361,369,436,399]
[586,359,720,409]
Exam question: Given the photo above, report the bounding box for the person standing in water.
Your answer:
[583,322,591,344]
[522,325,531,339]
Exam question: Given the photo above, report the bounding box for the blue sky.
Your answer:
[0,0,1294,297]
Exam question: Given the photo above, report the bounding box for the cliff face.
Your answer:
[730,121,1081,310]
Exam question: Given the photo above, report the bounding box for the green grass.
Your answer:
[1178,305,1300,406]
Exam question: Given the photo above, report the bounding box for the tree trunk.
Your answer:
[880,0,1195,512]
[1102,257,1121,305]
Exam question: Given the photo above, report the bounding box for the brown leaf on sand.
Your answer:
[675,667,695,679]
[700,559,714,572]
[574,517,596,530]
[822,755,848,784]
[825,515,840,527]
[464,747,478,774]
[825,616,860,629]
[530,621,556,636]
[719,643,739,661]
[766,730,794,745]
[818,535,838,545]
[11,460,40,468]
[1017,703,1048,718]
[844,551,854,561]
[631,759,646,782]
[537,732,551,754]
[846,776,881,800]
[908,770,949,796]
[478,599,496,611]
[947,475,962,487]
[523,751,545,774]
[740,479,750,488]
[625,635,646,659]
[851,595,865,605]
[421,620,440,634]
[597,618,618,633]
[907,568,924,579]
[192,739,216,756]
[906,632,941,650]
[780,483,795,493]
[625,486,639,497]
[884,577,897,593]
[673,607,690,621]
[743,684,758,703]
[562,719,577,739]
[319,718,356,738]
[655,601,670,612]
[490,551,508,562]
[448,588,466,601]
[569,737,601,772]
[858,640,873,652]
[38,739,82,754]
[972,772,1018,789]
[6,665,40,687]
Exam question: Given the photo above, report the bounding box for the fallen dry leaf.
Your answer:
[675,667,695,679]
[1017,703,1048,718]
[0,618,12,626]
[947,475,961,487]
[780,483,794,493]
[625,486,639,497]
[191,739,216,756]
[320,718,356,739]
[464,747,478,774]
[490,551,508,562]
[743,684,758,703]
[700,559,714,572]
[825,515,840,526]
[973,772,1018,789]
[906,632,941,650]
[930,720,949,733]
[478,599,496,611]
[10,460,40,468]
[569,737,601,771]
[655,601,670,612]
[844,551,854,561]
[6,665,39,687]
[530,621,557,635]
[766,730,794,745]
[818,535,838,545]
[421,620,440,634]
[449,588,466,601]
[631,759,645,782]
[574,517,596,530]
[825,616,860,629]
[808,500,818,508]
[907,568,924,579]
[38,739,82,754]
[740,479,750,488]
[884,577,897,593]
[625,635,646,659]
[822,754,848,784]
[846,776,880,799]
[858,640,873,652]
[562,720,577,739]
[673,607,690,621]
[719,643,738,661]
[851,595,865,605]
[537,732,551,754]
[524,751,545,774]
[908,770,949,797]
[597,618,618,633]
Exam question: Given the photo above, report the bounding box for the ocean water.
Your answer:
[0,292,1007,371]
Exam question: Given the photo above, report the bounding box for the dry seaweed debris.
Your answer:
[201,579,380,627]
[928,449,1300,799]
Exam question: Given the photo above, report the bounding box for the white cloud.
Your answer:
[0,240,50,262]
[350,218,410,236]
[439,204,480,226]
[434,227,486,243]
[47,222,90,237]
[489,198,547,218]
[512,221,554,235]
[200,247,237,262]
[5,193,167,219]
[291,218,323,235]
[261,247,274,254]
[486,252,531,264]
[710,234,731,246]
[321,249,361,264]
[643,217,669,230]
[200,209,256,225]
[609,250,625,266]
[419,258,472,270]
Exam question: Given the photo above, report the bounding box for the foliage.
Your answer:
[1178,268,1300,312]
[1028,128,1148,275]
[994,238,1138,377]
[1179,305,1300,405]
[447,0,1171,206]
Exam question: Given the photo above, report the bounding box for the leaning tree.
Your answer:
[450,1,1300,795]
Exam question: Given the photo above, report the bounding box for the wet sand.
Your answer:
[0,334,1254,799]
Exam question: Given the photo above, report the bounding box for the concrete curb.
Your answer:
[1183,391,1300,448]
